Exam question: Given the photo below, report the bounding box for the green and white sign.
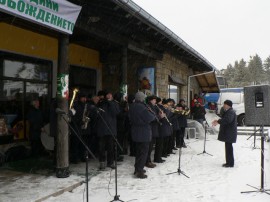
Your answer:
[57,73,69,99]
[0,0,81,34]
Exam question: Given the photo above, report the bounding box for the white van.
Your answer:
[217,88,245,125]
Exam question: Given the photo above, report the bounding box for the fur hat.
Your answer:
[135,92,146,102]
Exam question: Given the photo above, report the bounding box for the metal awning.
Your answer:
[169,75,186,86]
[194,71,220,93]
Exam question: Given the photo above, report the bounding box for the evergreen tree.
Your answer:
[263,56,270,84]
[248,54,264,85]
[223,63,235,87]
[233,59,251,87]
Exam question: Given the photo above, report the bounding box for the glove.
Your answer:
[70,108,76,115]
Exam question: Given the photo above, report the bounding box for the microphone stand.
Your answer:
[197,121,213,156]
[241,125,270,195]
[96,109,124,202]
[166,146,189,178]
[60,114,96,202]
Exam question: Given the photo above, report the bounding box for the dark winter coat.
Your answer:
[178,113,187,128]
[170,113,180,131]
[192,106,206,120]
[27,106,44,140]
[96,100,120,137]
[149,104,160,138]
[217,108,237,143]
[158,104,173,137]
[128,102,156,142]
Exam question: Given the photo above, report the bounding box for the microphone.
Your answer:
[56,108,68,115]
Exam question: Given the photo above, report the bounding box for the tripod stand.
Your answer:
[96,110,124,202]
[241,125,270,195]
[197,121,213,156]
[61,114,96,202]
[166,146,189,178]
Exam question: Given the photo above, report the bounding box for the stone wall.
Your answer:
[102,50,200,102]
[155,53,193,101]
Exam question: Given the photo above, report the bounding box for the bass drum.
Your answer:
[41,124,54,151]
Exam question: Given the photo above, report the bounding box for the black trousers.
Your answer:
[162,136,169,156]
[154,137,164,161]
[146,138,155,163]
[135,142,149,172]
[99,135,114,165]
[225,142,234,166]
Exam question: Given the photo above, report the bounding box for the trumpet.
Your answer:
[155,104,172,126]
[70,88,79,109]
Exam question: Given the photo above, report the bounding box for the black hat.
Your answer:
[78,93,86,98]
[147,95,157,102]
[224,100,233,107]
[97,90,107,97]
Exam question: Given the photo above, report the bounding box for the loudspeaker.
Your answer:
[244,85,270,126]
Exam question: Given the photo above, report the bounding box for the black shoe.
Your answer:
[154,159,165,163]
[173,147,178,150]
[169,152,176,155]
[224,164,234,168]
[134,169,146,175]
[136,172,147,179]
[222,163,228,167]
[181,144,187,148]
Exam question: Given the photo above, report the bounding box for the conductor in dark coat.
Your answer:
[212,100,237,167]
[128,92,156,179]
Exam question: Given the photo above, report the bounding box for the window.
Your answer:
[168,85,179,104]
[0,52,52,141]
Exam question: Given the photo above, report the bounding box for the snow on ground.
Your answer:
[1,111,270,202]
[44,125,270,201]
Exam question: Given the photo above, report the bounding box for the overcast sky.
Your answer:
[132,0,270,70]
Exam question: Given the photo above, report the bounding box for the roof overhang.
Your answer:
[194,71,220,93]
[169,75,186,86]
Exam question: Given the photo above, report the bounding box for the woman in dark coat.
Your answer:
[212,100,237,167]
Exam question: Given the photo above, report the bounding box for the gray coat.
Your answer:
[217,108,237,143]
[128,102,156,142]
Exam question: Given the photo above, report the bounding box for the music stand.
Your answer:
[241,125,270,195]
[96,110,124,202]
[197,121,213,156]
[61,114,96,202]
[166,147,189,178]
